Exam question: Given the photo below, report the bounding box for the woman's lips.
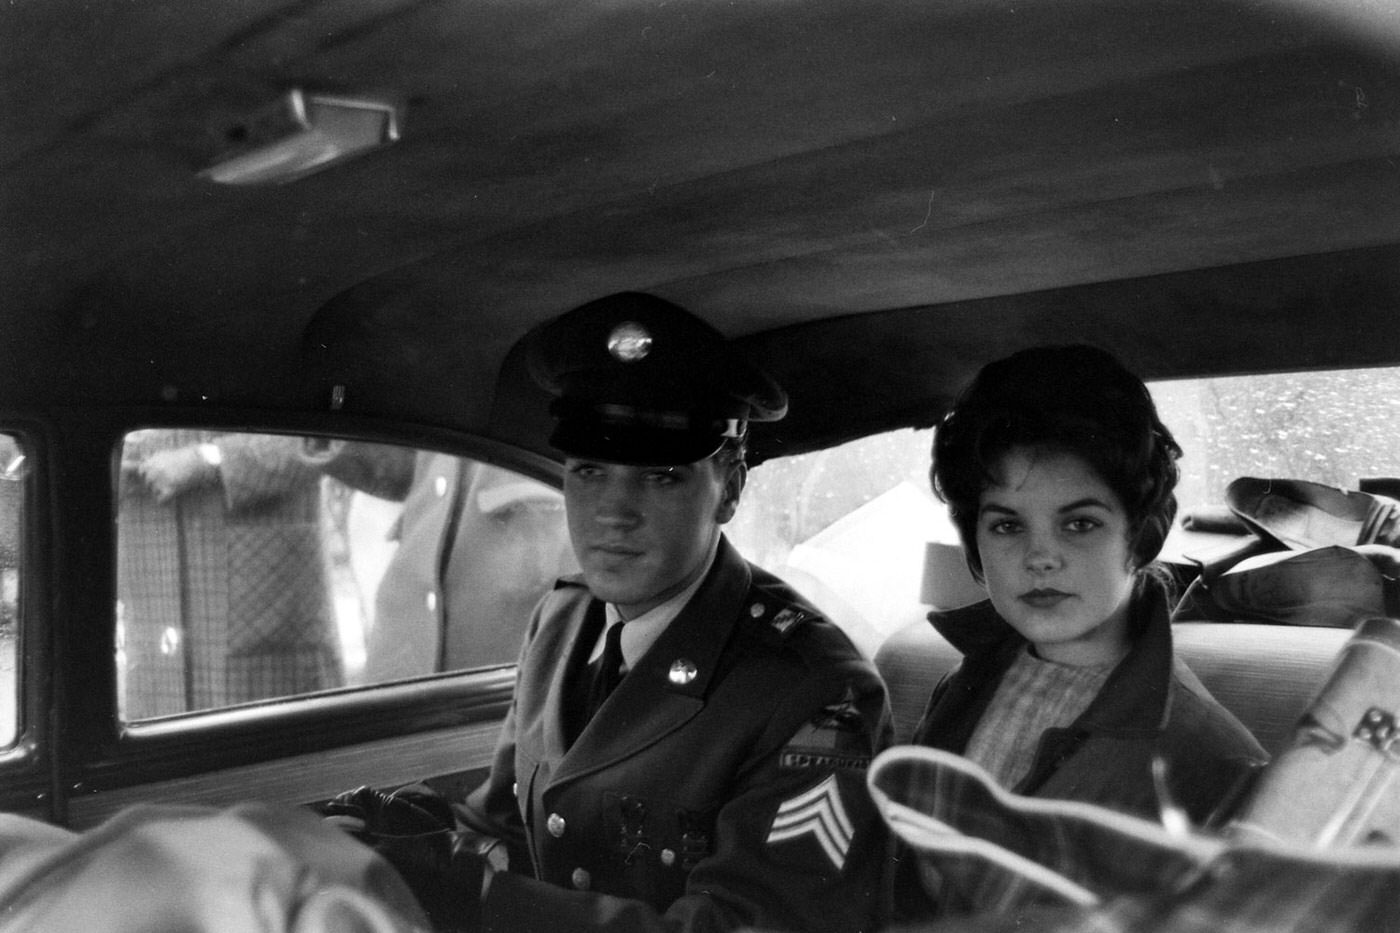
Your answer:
[1019,588,1070,609]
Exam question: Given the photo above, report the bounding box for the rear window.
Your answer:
[730,366,1400,654]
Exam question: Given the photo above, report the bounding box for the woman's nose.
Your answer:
[1024,532,1061,573]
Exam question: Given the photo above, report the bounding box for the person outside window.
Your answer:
[117,430,342,717]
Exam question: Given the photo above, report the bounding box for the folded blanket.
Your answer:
[0,801,429,932]
[869,745,1400,932]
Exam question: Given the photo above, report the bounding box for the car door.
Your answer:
[0,409,572,830]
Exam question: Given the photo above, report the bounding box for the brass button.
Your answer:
[660,848,677,867]
[749,602,765,618]
[547,813,566,838]
[571,867,592,890]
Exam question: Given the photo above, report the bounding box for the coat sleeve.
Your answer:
[312,440,417,503]
[213,433,326,514]
[454,601,545,869]
[478,660,892,933]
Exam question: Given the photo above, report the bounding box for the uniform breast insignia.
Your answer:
[613,794,652,865]
[780,685,873,773]
[766,774,854,872]
[677,810,712,871]
[668,658,698,685]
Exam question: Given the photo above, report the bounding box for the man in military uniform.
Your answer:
[441,292,892,932]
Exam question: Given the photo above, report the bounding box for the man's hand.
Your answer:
[321,785,487,931]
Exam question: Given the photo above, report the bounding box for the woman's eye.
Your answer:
[1066,516,1102,533]
[986,519,1019,535]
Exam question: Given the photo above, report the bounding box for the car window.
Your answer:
[730,366,1400,655]
[114,430,574,720]
[0,434,24,747]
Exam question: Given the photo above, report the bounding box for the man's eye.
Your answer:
[644,467,681,485]
[567,463,601,479]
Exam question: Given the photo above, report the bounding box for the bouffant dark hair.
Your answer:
[931,344,1182,581]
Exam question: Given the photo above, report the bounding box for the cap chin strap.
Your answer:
[587,402,744,439]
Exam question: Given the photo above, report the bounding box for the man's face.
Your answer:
[562,454,743,619]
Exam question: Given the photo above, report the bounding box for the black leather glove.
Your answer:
[323,784,458,838]
[322,784,485,931]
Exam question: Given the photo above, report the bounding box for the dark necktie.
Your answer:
[585,621,627,721]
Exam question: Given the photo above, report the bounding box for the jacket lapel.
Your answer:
[548,537,751,789]
[539,593,603,763]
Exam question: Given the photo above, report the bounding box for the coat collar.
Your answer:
[550,535,752,788]
[928,583,1176,737]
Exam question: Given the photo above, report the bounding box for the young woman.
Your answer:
[891,345,1267,918]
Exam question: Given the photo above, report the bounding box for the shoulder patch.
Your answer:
[779,685,874,773]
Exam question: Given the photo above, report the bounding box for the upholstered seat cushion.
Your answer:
[874,617,1349,755]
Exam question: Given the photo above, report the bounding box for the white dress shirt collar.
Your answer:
[593,537,720,670]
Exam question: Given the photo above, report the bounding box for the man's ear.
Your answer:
[714,461,747,525]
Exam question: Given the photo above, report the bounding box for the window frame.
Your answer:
[38,407,560,823]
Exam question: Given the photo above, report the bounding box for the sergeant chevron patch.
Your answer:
[766,774,854,871]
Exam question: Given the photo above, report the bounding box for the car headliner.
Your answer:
[3,0,1399,463]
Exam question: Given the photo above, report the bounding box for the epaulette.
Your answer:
[743,590,823,644]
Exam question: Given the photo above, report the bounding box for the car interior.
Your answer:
[1,0,1399,921]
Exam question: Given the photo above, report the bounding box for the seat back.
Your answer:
[873,616,1349,753]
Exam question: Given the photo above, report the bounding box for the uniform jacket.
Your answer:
[911,590,1268,823]
[459,536,893,933]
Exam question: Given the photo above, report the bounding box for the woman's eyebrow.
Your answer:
[1058,497,1114,513]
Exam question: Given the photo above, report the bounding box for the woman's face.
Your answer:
[975,447,1135,666]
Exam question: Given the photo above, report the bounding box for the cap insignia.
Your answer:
[607,321,653,362]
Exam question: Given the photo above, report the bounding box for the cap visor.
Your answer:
[549,420,723,466]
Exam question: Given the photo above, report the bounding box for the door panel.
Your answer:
[33,418,563,828]
[67,721,501,829]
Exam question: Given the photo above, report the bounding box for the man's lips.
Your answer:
[588,543,644,559]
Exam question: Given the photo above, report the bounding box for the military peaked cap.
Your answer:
[526,292,787,465]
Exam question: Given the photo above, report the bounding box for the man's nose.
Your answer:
[594,475,641,527]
